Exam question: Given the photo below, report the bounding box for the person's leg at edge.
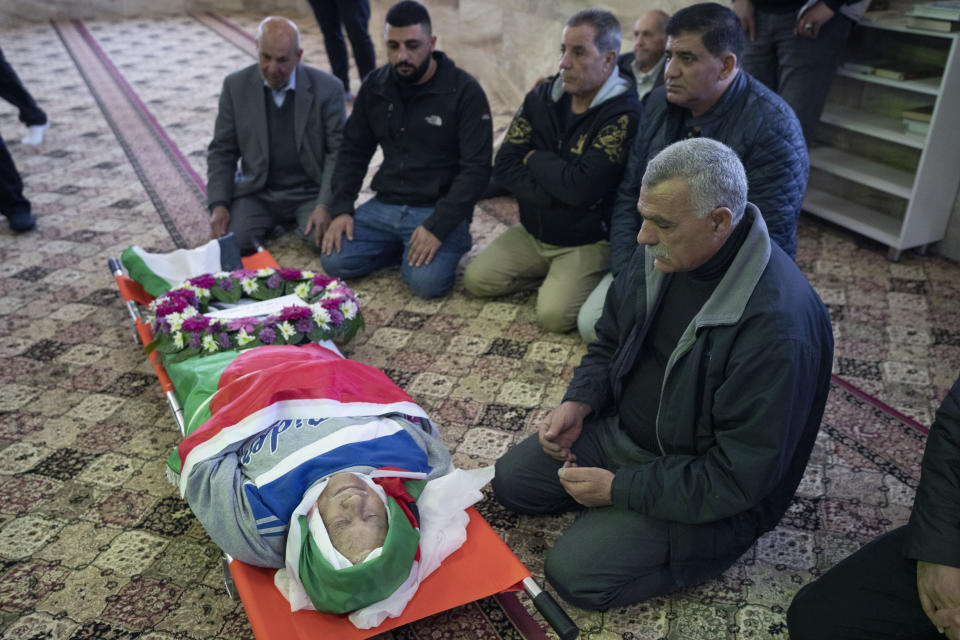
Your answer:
[0,132,35,232]
[336,0,376,82]
[463,225,549,299]
[306,0,351,93]
[774,12,853,142]
[577,272,612,343]
[398,209,471,299]
[536,241,609,333]
[787,526,941,640]
[320,198,404,279]
[0,47,47,126]
[227,194,281,255]
[739,9,780,94]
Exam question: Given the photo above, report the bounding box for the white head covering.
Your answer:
[305,472,391,569]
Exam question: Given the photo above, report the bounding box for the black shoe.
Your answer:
[7,211,36,232]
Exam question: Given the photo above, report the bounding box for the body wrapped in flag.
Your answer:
[169,342,484,627]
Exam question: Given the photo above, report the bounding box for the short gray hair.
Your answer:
[641,138,747,223]
[567,9,621,55]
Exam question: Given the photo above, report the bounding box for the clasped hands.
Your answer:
[919,561,960,638]
[539,401,614,508]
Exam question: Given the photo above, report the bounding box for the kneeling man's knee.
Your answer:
[536,298,576,334]
[545,550,615,611]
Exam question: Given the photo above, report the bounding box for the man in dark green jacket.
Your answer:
[493,138,833,610]
[788,373,960,639]
[464,9,641,333]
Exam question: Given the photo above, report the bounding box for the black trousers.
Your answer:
[0,131,30,220]
[306,0,376,94]
[492,416,755,610]
[788,526,942,639]
[0,47,47,126]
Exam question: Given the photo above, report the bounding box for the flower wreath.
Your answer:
[147,268,364,362]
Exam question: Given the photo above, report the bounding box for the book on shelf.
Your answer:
[903,119,930,136]
[902,104,935,122]
[909,0,960,20]
[906,14,960,30]
[872,61,940,81]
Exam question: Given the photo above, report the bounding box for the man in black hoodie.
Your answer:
[463,9,642,333]
[321,0,492,299]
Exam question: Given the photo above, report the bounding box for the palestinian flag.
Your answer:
[121,234,243,297]
[168,342,432,476]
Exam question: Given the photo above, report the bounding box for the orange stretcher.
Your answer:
[107,249,579,640]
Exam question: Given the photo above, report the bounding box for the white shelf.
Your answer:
[836,68,942,95]
[803,187,902,247]
[820,105,927,148]
[809,147,914,198]
[861,17,960,39]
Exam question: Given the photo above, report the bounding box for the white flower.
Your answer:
[294,282,311,299]
[241,278,259,294]
[301,270,315,279]
[214,271,230,279]
[340,299,358,320]
[310,304,332,328]
[202,334,219,353]
[172,331,185,349]
[167,312,184,332]
[181,306,199,319]
[278,322,296,339]
[236,328,255,346]
[257,268,274,278]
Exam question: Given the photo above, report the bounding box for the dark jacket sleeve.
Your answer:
[524,110,638,208]
[493,95,554,207]
[422,78,493,240]
[313,73,346,210]
[610,331,830,523]
[904,375,960,567]
[609,118,652,275]
[740,90,809,259]
[206,75,240,212]
[328,83,380,216]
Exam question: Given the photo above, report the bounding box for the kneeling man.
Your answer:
[493,138,833,609]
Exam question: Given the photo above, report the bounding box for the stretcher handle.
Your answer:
[108,257,122,275]
[522,577,579,640]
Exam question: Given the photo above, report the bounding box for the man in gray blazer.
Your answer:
[207,16,344,254]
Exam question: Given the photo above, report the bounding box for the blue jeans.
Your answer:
[320,198,471,299]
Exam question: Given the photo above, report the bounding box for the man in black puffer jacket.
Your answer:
[464,9,641,333]
[577,2,808,342]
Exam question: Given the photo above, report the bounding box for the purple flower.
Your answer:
[327,308,344,326]
[313,274,335,288]
[156,296,188,317]
[266,273,282,289]
[279,306,311,321]
[310,285,323,297]
[278,268,303,281]
[261,315,278,328]
[296,318,313,333]
[153,318,171,334]
[188,332,203,349]
[181,315,211,333]
[259,327,277,344]
[231,269,258,280]
[187,274,216,289]
[209,320,224,333]
[217,277,234,292]
[218,332,232,349]
[321,297,344,311]
[227,317,258,333]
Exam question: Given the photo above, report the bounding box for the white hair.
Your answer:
[641,138,748,223]
[256,16,301,49]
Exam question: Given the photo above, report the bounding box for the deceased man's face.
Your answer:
[316,472,388,564]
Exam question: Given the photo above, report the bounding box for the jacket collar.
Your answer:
[644,202,771,331]
[548,67,633,109]
[370,51,457,98]
[683,68,746,129]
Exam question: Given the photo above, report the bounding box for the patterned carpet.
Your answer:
[1,11,958,640]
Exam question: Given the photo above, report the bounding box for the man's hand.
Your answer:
[408,225,441,267]
[558,462,614,507]
[322,213,354,254]
[304,205,332,248]
[795,0,835,39]
[538,401,591,461]
[919,561,960,637]
[210,205,230,239]
[732,0,756,41]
